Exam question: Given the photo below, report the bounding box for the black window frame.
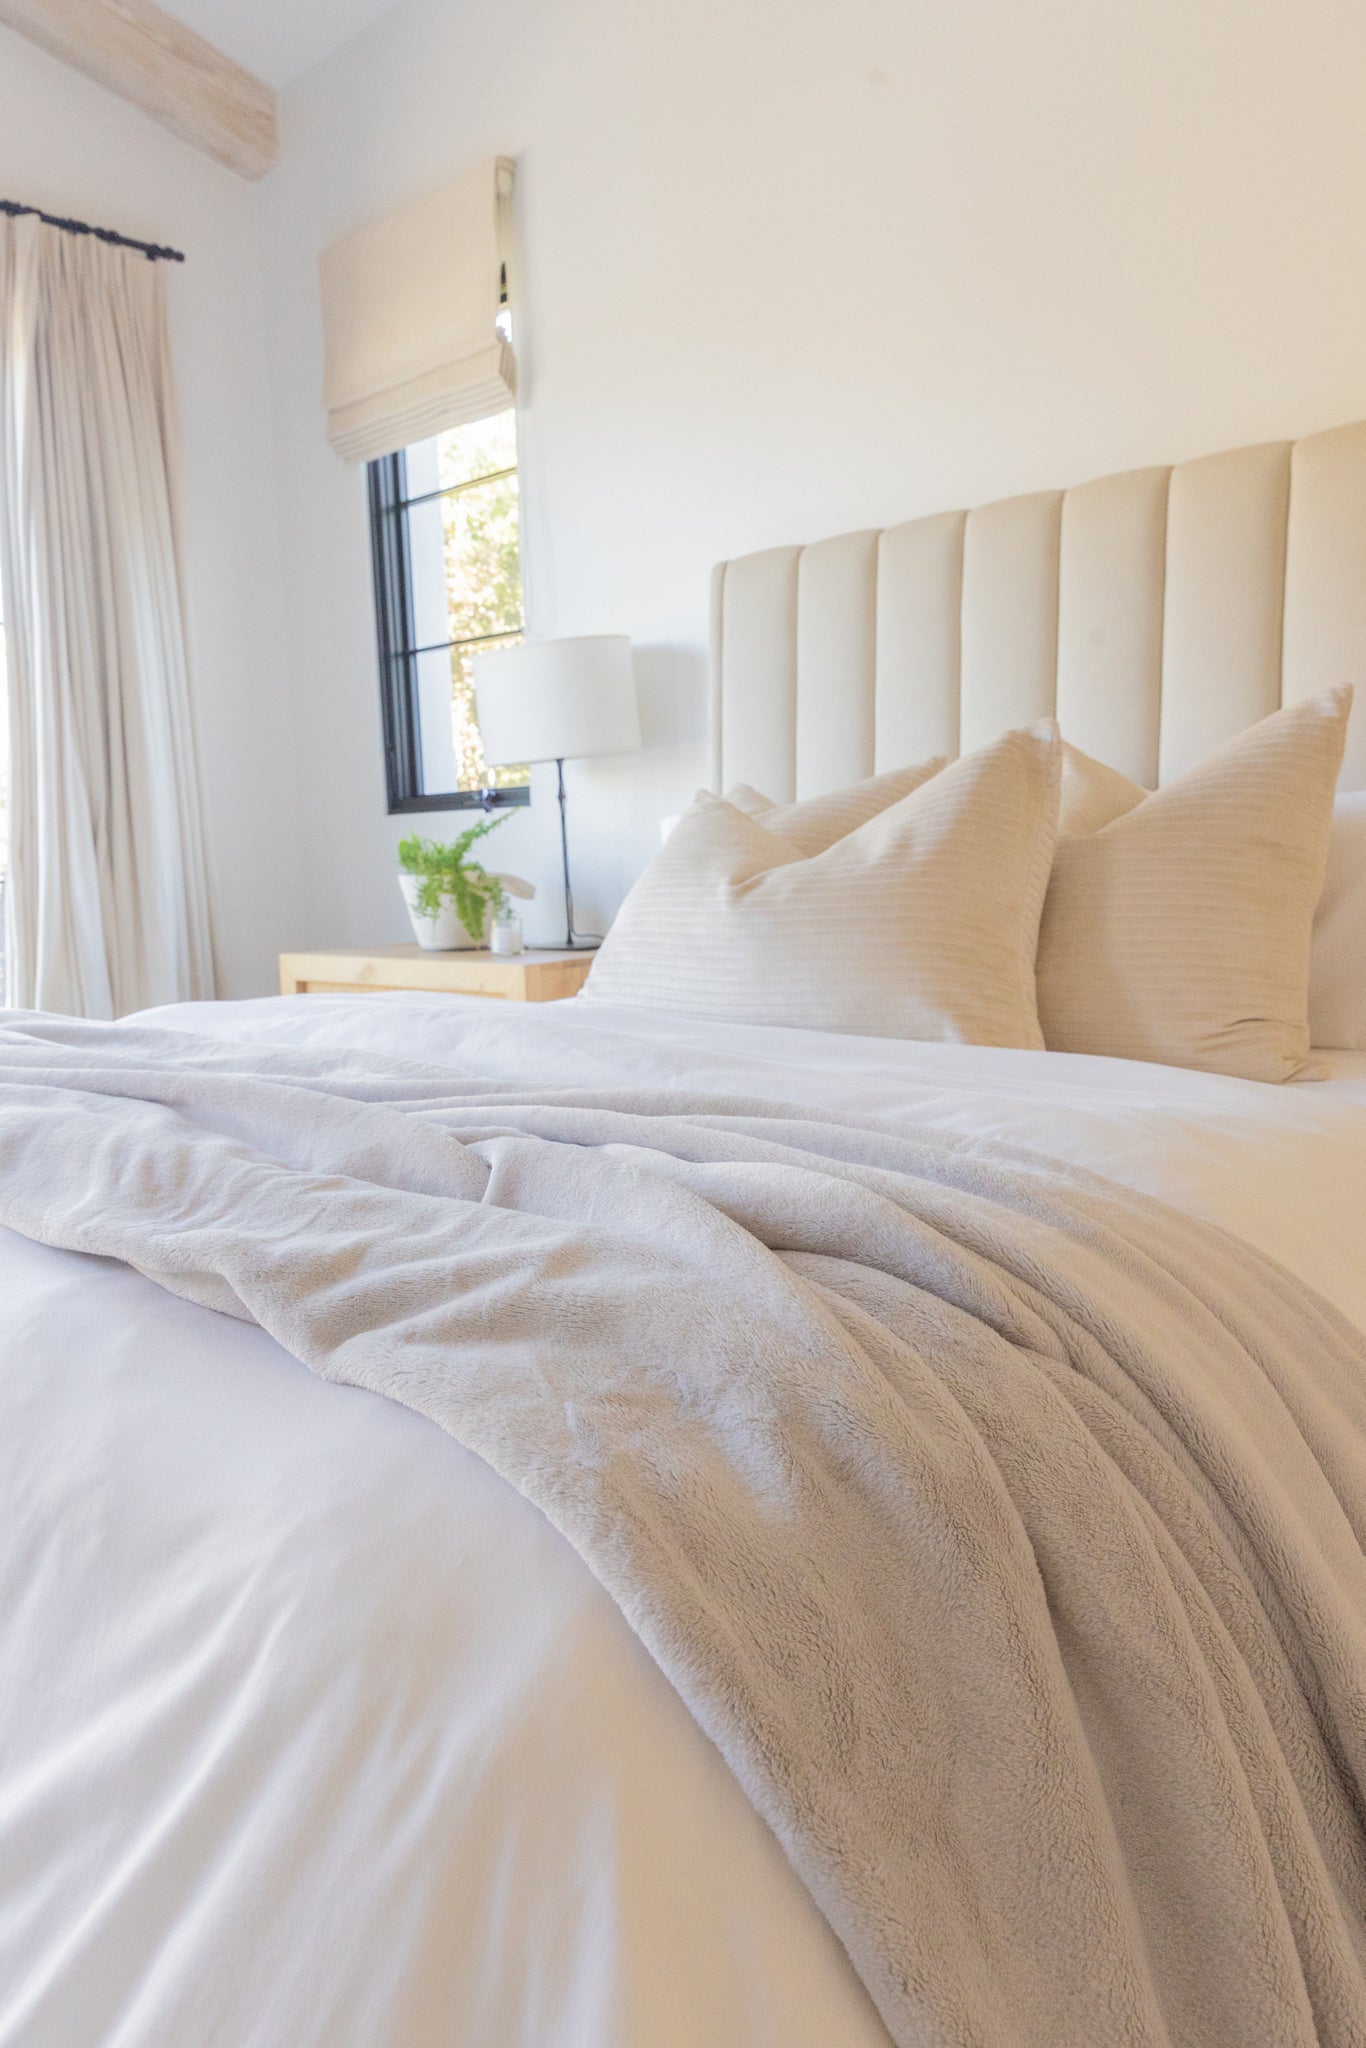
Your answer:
[368,443,530,815]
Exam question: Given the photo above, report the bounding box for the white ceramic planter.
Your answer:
[398,868,537,951]
[398,872,481,950]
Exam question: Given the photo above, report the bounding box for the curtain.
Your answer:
[0,215,215,1017]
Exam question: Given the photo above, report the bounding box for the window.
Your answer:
[369,407,529,812]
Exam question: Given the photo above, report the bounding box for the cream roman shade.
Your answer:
[320,157,516,464]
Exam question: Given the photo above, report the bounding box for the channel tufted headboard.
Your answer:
[708,421,1366,800]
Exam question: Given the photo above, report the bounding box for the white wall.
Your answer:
[260,0,1366,954]
[0,26,303,997]
[10,0,1366,977]
[7,0,1362,981]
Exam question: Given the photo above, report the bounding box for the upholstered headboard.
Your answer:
[709,421,1366,800]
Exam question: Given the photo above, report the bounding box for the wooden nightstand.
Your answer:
[278,945,595,1003]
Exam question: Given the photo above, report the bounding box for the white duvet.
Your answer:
[3,992,1365,2048]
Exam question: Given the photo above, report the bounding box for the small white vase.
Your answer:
[399,872,482,950]
[490,905,524,956]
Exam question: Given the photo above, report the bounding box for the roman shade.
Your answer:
[320,157,516,464]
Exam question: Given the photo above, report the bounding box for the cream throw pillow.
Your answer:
[721,759,948,856]
[1063,763,1366,1055]
[1057,745,1149,837]
[1039,690,1352,1080]
[1308,794,1366,1051]
[584,723,1060,1045]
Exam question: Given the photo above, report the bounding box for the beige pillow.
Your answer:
[1308,795,1366,1050]
[585,723,1060,1045]
[1038,689,1352,1080]
[1058,744,1147,836]
[1061,748,1366,1055]
[718,781,775,817]
[721,759,948,856]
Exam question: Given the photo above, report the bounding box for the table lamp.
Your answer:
[473,635,641,948]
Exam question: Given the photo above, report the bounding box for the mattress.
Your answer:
[2,991,1364,2048]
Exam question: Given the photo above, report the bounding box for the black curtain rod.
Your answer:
[0,200,184,264]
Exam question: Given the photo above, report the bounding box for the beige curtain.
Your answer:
[0,215,215,1017]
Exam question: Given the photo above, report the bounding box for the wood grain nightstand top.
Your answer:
[278,945,594,1003]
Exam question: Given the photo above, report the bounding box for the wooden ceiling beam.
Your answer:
[0,0,278,181]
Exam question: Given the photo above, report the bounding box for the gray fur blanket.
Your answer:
[2,1013,1366,2048]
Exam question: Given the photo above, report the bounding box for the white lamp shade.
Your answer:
[473,635,641,766]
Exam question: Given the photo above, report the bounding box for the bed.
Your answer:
[3,421,1366,2048]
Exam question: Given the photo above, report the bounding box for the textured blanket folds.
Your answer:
[2,1014,1366,2048]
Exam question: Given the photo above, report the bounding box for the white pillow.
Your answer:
[1308,793,1366,1050]
[586,723,1060,1046]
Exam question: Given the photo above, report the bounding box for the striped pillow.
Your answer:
[721,758,948,856]
[1038,689,1352,1080]
[1057,743,1148,837]
[1308,795,1366,1051]
[584,723,1060,1045]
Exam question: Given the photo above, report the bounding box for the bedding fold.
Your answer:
[3,1012,1366,2048]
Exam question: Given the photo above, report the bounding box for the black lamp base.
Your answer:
[554,757,604,950]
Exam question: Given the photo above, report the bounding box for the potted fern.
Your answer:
[397,816,534,950]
